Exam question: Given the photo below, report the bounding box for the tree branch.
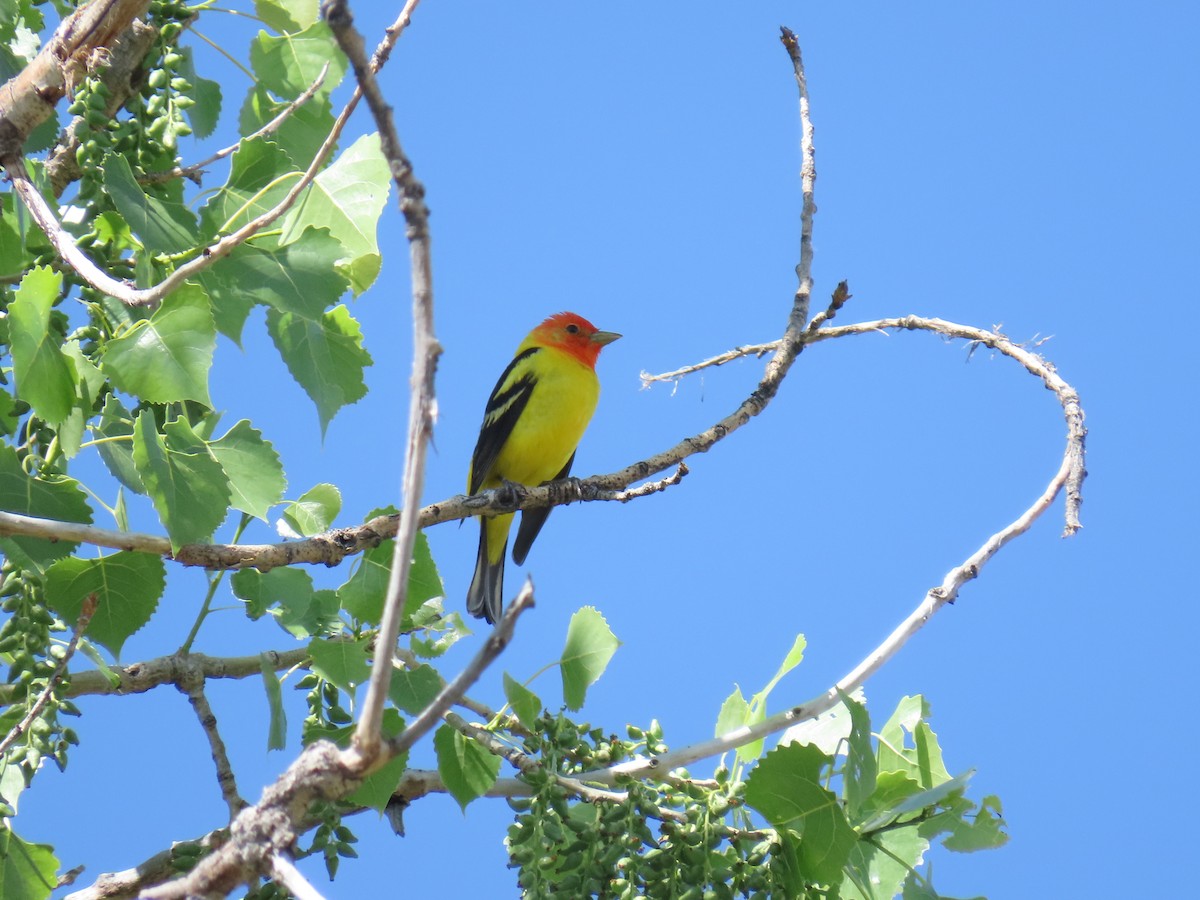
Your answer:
[322,0,439,765]
[0,647,309,706]
[178,669,247,820]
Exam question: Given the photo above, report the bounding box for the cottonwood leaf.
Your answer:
[255,0,319,32]
[104,154,196,254]
[307,636,370,694]
[388,664,442,715]
[101,284,215,405]
[434,724,500,812]
[267,305,370,434]
[260,657,288,751]
[503,673,542,732]
[208,419,286,520]
[744,742,857,887]
[279,133,388,294]
[94,395,143,494]
[133,412,230,550]
[0,827,58,900]
[198,137,296,239]
[250,20,346,100]
[280,482,341,536]
[239,85,333,171]
[560,606,620,711]
[9,265,74,426]
[44,552,165,658]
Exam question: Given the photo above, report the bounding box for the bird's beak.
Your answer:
[591,330,622,347]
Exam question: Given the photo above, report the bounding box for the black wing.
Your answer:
[511,451,575,566]
[469,347,540,495]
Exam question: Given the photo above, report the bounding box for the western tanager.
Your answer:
[467,312,621,623]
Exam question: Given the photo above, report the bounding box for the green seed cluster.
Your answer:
[0,561,81,808]
[298,799,360,880]
[506,714,790,898]
[65,0,195,205]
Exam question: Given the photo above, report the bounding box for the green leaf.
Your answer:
[8,266,74,425]
[260,655,288,751]
[715,684,752,736]
[101,283,215,405]
[941,794,1008,852]
[198,137,298,239]
[744,742,857,887]
[844,826,930,900]
[860,771,974,834]
[559,606,620,711]
[281,482,341,536]
[239,85,333,171]
[104,154,197,254]
[339,528,447,630]
[307,637,371,694]
[44,551,165,658]
[336,539,392,626]
[255,0,319,32]
[0,827,59,900]
[346,708,408,812]
[250,20,347,100]
[132,412,231,550]
[780,688,866,757]
[434,724,500,811]
[208,420,286,520]
[754,633,807,703]
[388,664,443,715]
[94,395,144,494]
[231,566,338,638]
[503,673,541,732]
[0,196,34,281]
[279,133,389,294]
[202,227,349,332]
[267,305,371,434]
[56,343,106,459]
[840,689,877,819]
[0,444,92,572]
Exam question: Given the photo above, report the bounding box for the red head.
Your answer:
[527,312,621,369]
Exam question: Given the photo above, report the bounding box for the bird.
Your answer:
[466,312,621,624]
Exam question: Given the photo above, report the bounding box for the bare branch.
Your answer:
[322,0,438,762]
[269,854,328,900]
[178,670,247,819]
[780,26,817,330]
[0,595,96,756]
[0,647,309,706]
[385,581,535,760]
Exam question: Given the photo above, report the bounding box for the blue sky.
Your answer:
[16,2,1200,897]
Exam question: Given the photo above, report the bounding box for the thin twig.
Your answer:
[780,26,817,330]
[574,333,1084,785]
[178,669,247,819]
[387,581,535,759]
[269,854,328,900]
[323,0,438,764]
[0,595,96,756]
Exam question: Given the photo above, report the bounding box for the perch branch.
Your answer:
[269,854,328,900]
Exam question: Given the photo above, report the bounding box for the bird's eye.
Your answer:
[565,323,580,334]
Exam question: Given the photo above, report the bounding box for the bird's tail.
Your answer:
[466,519,505,624]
